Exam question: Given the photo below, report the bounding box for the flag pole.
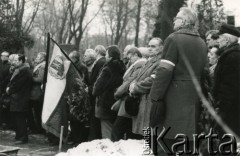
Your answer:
[59,126,64,153]
[43,33,51,92]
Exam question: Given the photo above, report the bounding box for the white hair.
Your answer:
[221,33,239,45]
[138,47,149,58]
[179,7,198,28]
[84,49,96,59]
[8,54,17,64]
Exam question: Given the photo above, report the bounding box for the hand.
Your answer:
[129,83,135,94]
[6,87,9,94]
[85,87,89,93]
[111,100,121,111]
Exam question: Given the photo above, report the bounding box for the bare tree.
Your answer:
[23,0,41,34]
[134,0,143,46]
[16,0,25,35]
[67,0,105,50]
[101,0,135,45]
[114,0,130,45]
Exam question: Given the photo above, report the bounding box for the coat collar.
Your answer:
[10,64,29,81]
[215,43,240,76]
[137,54,161,79]
[174,28,200,37]
[220,43,240,58]
[33,61,45,73]
[123,58,146,79]
[217,43,240,65]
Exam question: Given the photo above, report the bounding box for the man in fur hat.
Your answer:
[213,23,240,141]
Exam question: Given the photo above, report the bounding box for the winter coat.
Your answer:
[74,61,89,85]
[30,61,45,100]
[213,43,240,136]
[0,60,11,94]
[88,57,106,96]
[93,59,125,121]
[113,58,147,118]
[150,29,208,140]
[8,65,32,112]
[131,54,162,135]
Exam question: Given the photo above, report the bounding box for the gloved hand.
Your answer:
[150,100,165,128]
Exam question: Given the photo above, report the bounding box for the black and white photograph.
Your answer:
[0,0,240,155]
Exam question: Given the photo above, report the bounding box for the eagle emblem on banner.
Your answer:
[49,55,65,79]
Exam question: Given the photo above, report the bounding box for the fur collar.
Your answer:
[106,59,125,75]
[174,28,200,36]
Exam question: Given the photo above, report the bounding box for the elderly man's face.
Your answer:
[35,54,44,64]
[13,55,23,68]
[217,35,228,49]
[148,39,163,57]
[84,52,92,62]
[1,52,9,61]
[83,51,95,66]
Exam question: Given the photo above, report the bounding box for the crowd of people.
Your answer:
[0,7,240,155]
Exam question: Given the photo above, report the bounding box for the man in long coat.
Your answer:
[87,45,106,140]
[28,52,46,133]
[111,47,147,141]
[129,37,163,135]
[150,7,208,155]
[7,54,32,144]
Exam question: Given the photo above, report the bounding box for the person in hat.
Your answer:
[213,23,240,139]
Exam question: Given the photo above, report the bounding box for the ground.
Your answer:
[0,130,72,156]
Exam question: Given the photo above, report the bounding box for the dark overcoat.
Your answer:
[8,65,32,112]
[150,29,208,140]
[75,61,89,85]
[213,43,240,137]
[88,57,106,97]
[0,61,11,94]
[93,59,125,121]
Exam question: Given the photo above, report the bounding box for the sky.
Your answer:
[222,0,240,26]
[88,0,240,36]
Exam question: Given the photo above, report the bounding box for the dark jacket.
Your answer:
[88,57,106,95]
[8,65,32,112]
[93,59,125,120]
[75,61,89,85]
[213,43,240,136]
[150,29,208,140]
[0,60,11,94]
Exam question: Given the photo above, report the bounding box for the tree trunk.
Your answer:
[134,0,142,46]
[153,0,185,41]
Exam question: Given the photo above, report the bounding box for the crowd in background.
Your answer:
[0,7,240,156]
